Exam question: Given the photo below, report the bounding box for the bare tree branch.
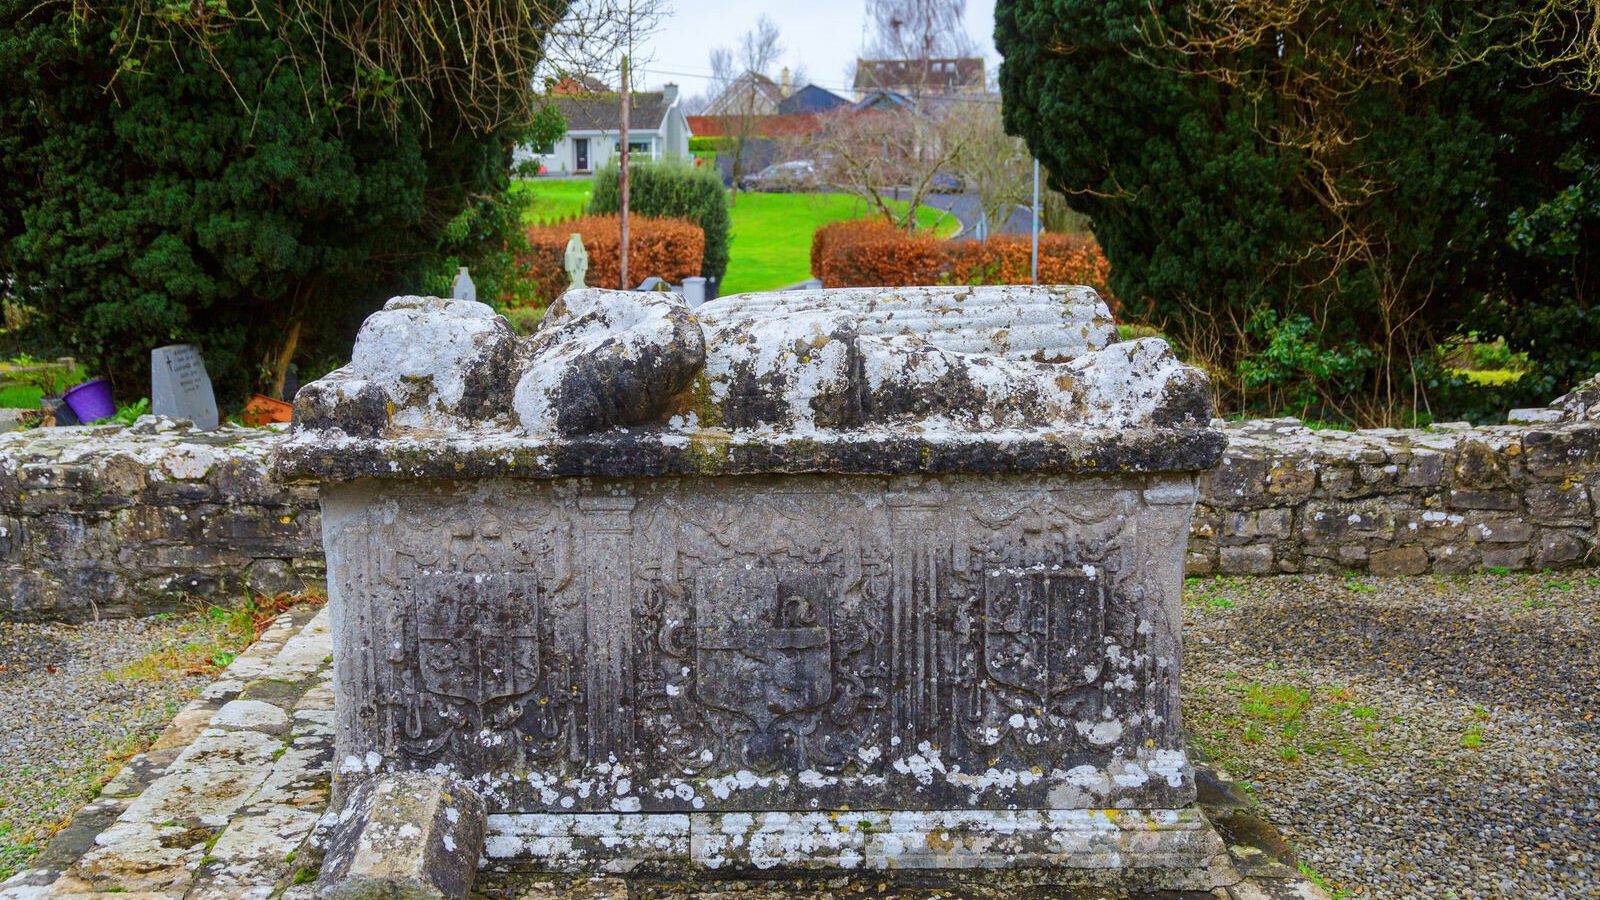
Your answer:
[811,105,965,231]
[706,15,784,202]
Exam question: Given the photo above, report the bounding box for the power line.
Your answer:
[639,65,1003,106]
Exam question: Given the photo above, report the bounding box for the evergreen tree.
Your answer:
[0,1,566,401]
[996,0,1597,418]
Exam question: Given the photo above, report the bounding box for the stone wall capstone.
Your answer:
[1,376,1596,623]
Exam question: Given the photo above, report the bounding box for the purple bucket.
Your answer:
[62,378,115,424]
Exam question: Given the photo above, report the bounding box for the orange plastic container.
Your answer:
[241,394,293,427]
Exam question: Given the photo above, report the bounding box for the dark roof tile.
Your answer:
[548,92,670,133]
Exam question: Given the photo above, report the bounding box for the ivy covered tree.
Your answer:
[0,0,568,402]
[996,0,1598,422]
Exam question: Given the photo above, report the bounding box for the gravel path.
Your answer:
[1183,569,1600,899]
[5,573,1597,896]
[0,614,228,879]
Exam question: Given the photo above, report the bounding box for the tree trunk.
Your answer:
[270,317,302,401]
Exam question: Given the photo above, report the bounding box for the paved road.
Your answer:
[889,188,1037,238]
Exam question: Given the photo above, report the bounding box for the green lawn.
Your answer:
[511,178,957,294]
[512,177,595,224]
[720,192,955,294]
[1452,368,1524,387]
[0,385,41,409]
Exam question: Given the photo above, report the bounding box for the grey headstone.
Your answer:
[150,344,218,430]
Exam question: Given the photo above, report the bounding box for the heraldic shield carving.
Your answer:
[414,573,542,742]
[983,568,1106,702]
[693,566,834,732]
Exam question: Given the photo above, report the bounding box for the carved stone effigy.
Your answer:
[274,286,1232,890]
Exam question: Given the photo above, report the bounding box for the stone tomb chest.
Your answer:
[275,286,1230,888]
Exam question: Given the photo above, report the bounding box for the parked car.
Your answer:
[930,172,966,193]
[739,160,820,192]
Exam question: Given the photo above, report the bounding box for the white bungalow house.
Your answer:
[519,84,692,175]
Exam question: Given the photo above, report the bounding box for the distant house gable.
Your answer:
[704,71,787,117]
[524,89,691,174]
[547,73,611,95]
[777,84,848,115]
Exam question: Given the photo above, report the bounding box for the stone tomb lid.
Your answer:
[274,285,1223,481]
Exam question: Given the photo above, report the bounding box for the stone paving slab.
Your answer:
[0,605,329,899]
[0,606,1328,899]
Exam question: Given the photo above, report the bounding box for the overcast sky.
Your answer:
[629,0,999,100]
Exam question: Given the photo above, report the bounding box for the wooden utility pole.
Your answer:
[619,56,631,289]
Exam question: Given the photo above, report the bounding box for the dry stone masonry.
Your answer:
[1190,377,1600,576]
[273,287,1237,891]
[0,417,320,622]
[0,370,1595,625]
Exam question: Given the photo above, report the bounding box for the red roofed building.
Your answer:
[686,113,827,139]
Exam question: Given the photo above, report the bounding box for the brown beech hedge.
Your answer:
[521,215,704,302]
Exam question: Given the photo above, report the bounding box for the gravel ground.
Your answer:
[0,614,230,879]
[1183,569,1600,899]
[5,573,1597,896]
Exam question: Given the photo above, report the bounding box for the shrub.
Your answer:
[812,220,1115,302]
[997,0,1600,422]
[812,220,946,288]
[588,160,730,284]
[1235,307,1376,423]
[0,0,563,403]
[948,234,1113,301]
[521,215,704,302]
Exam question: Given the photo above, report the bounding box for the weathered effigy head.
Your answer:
[276,286,1230,889]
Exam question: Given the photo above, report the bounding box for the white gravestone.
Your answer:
[150,344,219,430]
[682,276,707,308]
[452,267,476,303]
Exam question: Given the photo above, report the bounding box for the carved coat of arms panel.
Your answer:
[327,475,1195,814]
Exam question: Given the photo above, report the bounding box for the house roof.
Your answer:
[853,57,985,94]
[686,113,825,139]
[777,84,848,115]
[548,92,672,133]
[852,89,914,112]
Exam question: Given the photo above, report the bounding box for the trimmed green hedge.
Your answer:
[588,160,730,283]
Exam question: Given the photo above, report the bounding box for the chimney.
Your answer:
[662,82,679,105]
[780,67,791,97]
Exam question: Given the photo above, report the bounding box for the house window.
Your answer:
[533,140,555,154]
[614,140,652,154]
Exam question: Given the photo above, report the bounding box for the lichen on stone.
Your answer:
[280,285,1222,480]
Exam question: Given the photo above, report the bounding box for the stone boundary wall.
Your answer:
[0,419,321,622]
[1188,416,1599,576]
[2,377,1596,621]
